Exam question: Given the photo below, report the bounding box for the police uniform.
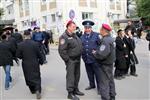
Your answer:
[58,29,84,97]
[80,20,101,92]
[93,24,116,100]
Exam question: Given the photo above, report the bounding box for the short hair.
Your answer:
[28,28,32,32]
[117,29,123,35]
[33,27,40,30]
[24,30,31,36]
[66,20,75,28]
[15,29,18,32]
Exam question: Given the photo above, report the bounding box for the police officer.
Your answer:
[92,24,116,100]
[80,20,101,93]
[58,20,84,100]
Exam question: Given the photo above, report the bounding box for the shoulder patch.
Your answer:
[100,45,106,51]
[60,39,65,45]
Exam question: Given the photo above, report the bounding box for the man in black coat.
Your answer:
[146,26,150,51]
[125,20,136,36]
[16,30,44,99]
[5,30,19,65]
[124,30,138,77]
[12,29,23,44]
[0,34,15,90]
[114,29,127,80]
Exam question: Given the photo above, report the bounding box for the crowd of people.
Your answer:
[0,19,148,100]
[0,27,54,99]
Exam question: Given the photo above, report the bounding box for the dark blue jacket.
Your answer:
[32,31,45,42]
[81,32,100,64]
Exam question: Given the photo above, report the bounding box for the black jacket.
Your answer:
[125,25,136,35]
[0,40,15,66]
[93,35,116,65]
[16,39,44,86]
[8,37,17,58]
[58,30,82,62]
[123,36,138,65]
[115,36,127,69]
[12,33,23,44]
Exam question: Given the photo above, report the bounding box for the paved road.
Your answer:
[0,39,150,100]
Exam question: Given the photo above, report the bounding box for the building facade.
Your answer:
[1,0,127,34]
[0,0,15,21]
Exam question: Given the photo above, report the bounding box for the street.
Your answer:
[0,39,150,100]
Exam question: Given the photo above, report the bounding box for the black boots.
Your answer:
[85,86,95,90]
[68,92,80,100]
[74,89,84,96]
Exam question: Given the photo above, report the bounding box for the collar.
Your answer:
[65,30,75,37]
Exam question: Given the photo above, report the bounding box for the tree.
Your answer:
[136,0,150,26]
[0,8,4,19]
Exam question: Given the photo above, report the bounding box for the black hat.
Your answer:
[82,20,94,28]
[2,26,14,31]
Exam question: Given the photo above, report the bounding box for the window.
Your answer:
[82,12,93,20]
[7,5,13,15]
[43,16,47,23]
[110,0,115,9]
[19,0,23,11]
[42,0,46,2]
[111,14,120,20]
[24,0,29,11]
[51,14,56,22]
[116,0,121,10]
[79,0,87,7]
[41,0,46,4]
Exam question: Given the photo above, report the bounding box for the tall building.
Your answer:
[0,0,15,23]
[2,0,127,34]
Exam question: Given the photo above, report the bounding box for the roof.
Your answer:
[0,19,15,25]
[113,18,140,24]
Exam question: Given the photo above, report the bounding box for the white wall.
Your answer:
[13,0,127,32]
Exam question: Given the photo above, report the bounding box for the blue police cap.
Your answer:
[82,20,94,28]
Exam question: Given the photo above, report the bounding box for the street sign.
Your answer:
[69,9,75,20]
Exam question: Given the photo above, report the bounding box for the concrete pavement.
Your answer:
[0,39,150,100]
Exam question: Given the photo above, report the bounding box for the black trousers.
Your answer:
[114,68,126,77]
[99,64,116,100]
[44,42,49,54]
[65,59,81,93]
[85,63,101,90]
[125,57,136,74]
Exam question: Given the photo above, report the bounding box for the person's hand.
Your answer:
[124,44,126,48]
[92,50,96,54]
[125,55,128,58]
[42,40,45,44]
